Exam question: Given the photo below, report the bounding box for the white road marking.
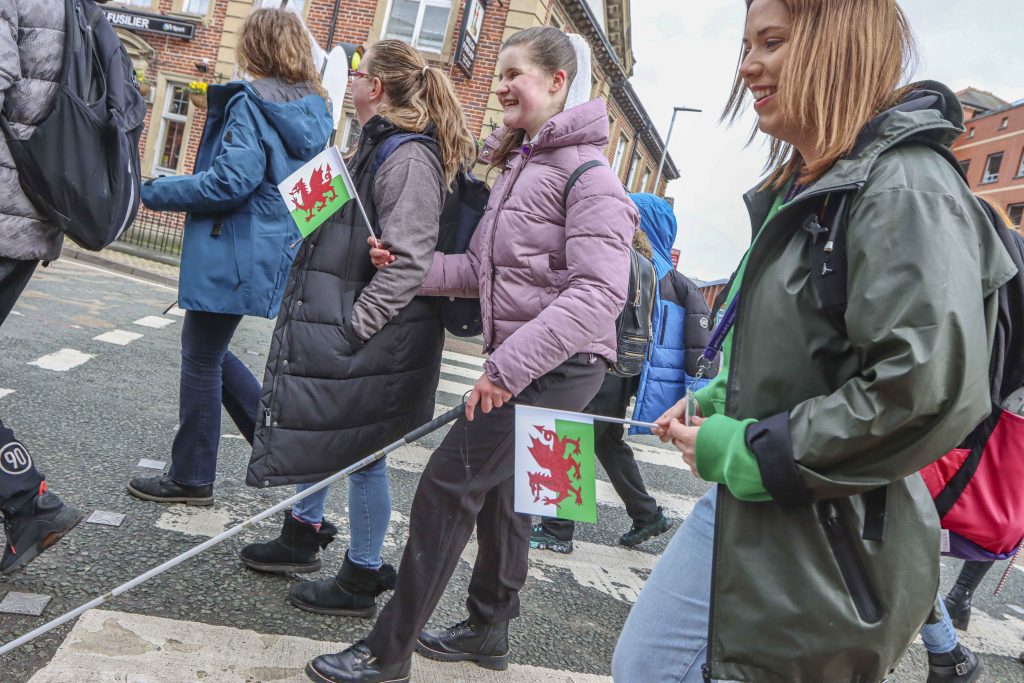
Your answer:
[441,349,485,368]
[133,315,176,329]
[9,310,23,316]
[136,458,166,470]
[29,610,611,682]
[439,361,481,381]
[28,348,94,372]
[437,377,474,397]
[221,434,246,440]
[0,389,13,400]
[59,258,177,292]
[93,329,143,346]
[167,306,187,317]
[628,441,687,471]
[154,505,238,538]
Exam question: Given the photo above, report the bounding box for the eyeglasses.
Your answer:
[348,69,369,80]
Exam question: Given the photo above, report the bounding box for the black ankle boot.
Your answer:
[944,584,974,631]
[289,551,397,617]
[306,640,410,683]
[239,510,338,574]
[927,644,982,682]
[416,617,510,671]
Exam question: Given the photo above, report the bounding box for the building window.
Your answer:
[153,83,190,175]
[967,127,975,139]
[1000,117,1009,130]
[625,155,641,190]
[383,0,452,53]
[181,0,209,13]
[1008,204,1023,228]
[982,152,1003,184]
[611,134,629,176]
[1017,149,1024,178]
[255,0,305,12]
[341,115,362,153]
[638,168,652,193]
[959,159,971,180]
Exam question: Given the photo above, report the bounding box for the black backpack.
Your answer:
[564,161,658,377]
[372,133,488,337]
[0,0,145,251]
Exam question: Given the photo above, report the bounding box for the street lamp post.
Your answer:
[653,106,701,194]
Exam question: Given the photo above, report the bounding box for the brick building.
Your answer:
[953,87,1024,229]
[106,0,678,196]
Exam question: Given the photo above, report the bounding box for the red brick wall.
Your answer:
[953,102,1024,226]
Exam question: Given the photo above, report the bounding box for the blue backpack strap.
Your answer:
[372,133,435,175]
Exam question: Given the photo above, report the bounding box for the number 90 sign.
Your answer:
[0,442,33,475]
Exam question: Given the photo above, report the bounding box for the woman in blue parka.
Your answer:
[127,8,332,507]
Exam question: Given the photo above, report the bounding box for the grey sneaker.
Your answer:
[619,508,673,547]
[529,523,573,554]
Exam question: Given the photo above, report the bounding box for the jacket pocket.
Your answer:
[817,501,883,624]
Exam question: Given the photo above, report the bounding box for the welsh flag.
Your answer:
[277,146,354,237]
[514,405,597,523]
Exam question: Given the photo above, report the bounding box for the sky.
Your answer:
[627,0,1024,282]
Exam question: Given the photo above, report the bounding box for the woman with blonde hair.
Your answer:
[614,0,1015,681]
[128,9,331,506]
[240,39,478,619]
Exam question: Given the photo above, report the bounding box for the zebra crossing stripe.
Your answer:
[28,349,94,372]
[132,316,175,329]
[440,349,484,368]
[0,389,13,400]
[94,330,144,346]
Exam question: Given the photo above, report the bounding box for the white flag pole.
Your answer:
[336,159,377,241]
[516,404,658,431]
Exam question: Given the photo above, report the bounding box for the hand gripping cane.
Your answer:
[0,403,466,657]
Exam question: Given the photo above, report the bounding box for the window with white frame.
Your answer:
[982,152,1003,184]
[255,0,305,11]
[383,0,452,53]
[341,115,363,153]
[638,168,651,193]
[120,0,152,6]
[1000,117,1009,130]
[625,155,641,190]
[611,134,629,176]
[153,83,190,175]
[1017,149,1024,177]
[1008,204,1023,228]
[182,0,210,14]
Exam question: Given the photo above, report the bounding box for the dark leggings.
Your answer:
[953,560,995,593]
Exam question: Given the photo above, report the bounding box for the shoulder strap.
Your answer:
[371,132,435,175]
[562,160,604,211]
[708,270,738,330]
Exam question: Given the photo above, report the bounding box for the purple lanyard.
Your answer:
[701,295,738,365]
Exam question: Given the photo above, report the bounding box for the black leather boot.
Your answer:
[944,583,974,631]
[127,474,213,506]
[305,641,410,683]
[240,510,338,574]
[416,617,510,671]
[289,551,396,617]
[926,644,982,683]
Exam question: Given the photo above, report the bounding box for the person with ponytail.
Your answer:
[305,27,636,683]
[241,40,477,620]
[127,9,331,506]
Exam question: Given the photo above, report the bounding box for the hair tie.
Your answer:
[421,66,429,78]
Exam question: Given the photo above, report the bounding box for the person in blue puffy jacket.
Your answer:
[127,8,332,506]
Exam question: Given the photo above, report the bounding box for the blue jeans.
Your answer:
[614,487,717,683]
[293,456,391,569]
[920,595,959,654]
[168,311,260,486]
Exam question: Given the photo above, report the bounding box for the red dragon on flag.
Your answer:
[527,425,584,506]
[289,164,338,222]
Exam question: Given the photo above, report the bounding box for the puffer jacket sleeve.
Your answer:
[419,217,483,298]
[0,2,16,113]
[141,98,266,214]
[745,185,1013,505]
[484,167,635,395]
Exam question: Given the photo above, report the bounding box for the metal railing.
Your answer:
[117,207,185,257]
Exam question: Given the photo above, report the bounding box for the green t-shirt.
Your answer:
[691,188,790,502]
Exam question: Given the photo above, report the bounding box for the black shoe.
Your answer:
[529,523,573,554]
[944,584,974,631]
[416,618,510,671]
[289,551,397,618]
[240,510,338,574]
[307,641,410,683]
[127,474,213,506]
[927,644,982,682]
[619,507,673,547]
[1,486,84,576]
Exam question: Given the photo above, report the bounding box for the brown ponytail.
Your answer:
[489,26,577,170]
[365,40,476,188]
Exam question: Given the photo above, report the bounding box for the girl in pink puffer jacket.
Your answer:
[306,26,637,681]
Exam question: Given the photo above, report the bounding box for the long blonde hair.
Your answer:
[237,9,328,102]
[364,40,476,188]
[723,0,917,188]
[489,27,578,170]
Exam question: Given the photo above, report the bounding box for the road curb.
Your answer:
[61,246,179,289]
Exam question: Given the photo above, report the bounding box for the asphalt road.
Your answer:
[0,259,1022,682]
